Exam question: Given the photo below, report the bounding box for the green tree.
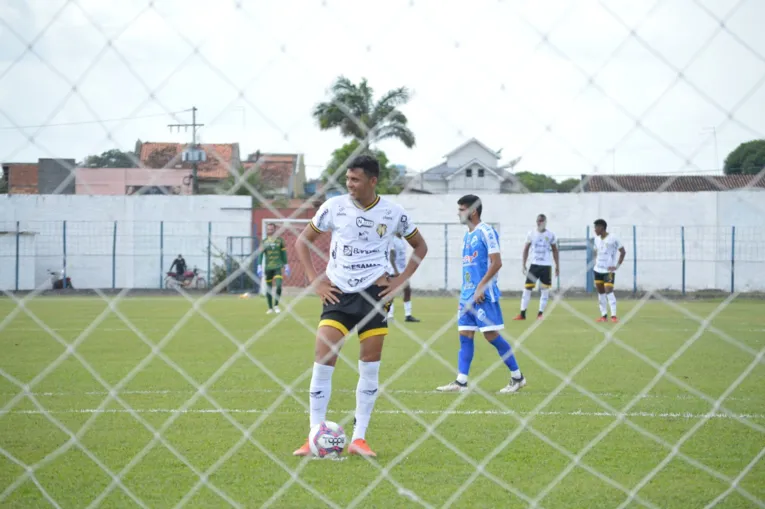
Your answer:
[0,174,7,194]
[322,140,403,194]
[83,148,137,168]
[557,178,581,192]
[313,76,416,148]
[515,171,561,192]
[216,165,270,207]
[723,139,765,175]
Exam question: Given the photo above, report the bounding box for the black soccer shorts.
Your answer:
[264,268,283,283]
[524,264,553,289]
[593,271,616,286]
[319,284,391,341]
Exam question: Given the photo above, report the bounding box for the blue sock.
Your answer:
[489,335,520,373]
[457,335,474,380]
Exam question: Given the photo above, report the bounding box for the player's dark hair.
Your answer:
[538,213,546,220]
[594,219,607,229]
[457,194,482,218]
[348,154,380,180]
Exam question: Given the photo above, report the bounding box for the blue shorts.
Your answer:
[457,300,504,332]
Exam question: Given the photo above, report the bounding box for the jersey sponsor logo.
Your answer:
[337,205,347,216]
[463,271,475,290]
[316,208,329,228]
[356,217,374,228]
[344,245,380,256]
[376,223,387,238]
[383,209,394,220]
[358,231,369,241]
[347,276,370,287]
[342,262,381,270]
[463,250,479,263]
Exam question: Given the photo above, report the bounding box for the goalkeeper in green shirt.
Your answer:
[257,223,291,313]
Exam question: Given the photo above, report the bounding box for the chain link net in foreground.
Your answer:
[1,0,765,507]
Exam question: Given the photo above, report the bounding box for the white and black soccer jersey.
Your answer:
[310,194,418,293]
[593,234,623,273]
[525,229,557,266]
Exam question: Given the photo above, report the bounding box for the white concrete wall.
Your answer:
[381,190,765,293]
[0,195,252,290]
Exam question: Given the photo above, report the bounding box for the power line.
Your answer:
[0,110,193,130]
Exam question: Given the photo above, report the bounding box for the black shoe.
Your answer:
[405,316,421,322]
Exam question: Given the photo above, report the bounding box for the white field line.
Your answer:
[2,407,764,420]
[6,388,760,403]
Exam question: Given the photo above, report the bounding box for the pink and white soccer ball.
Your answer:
[308,421,346,458]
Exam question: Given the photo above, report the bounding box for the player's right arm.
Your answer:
[297,200,340,303]
[522,232,531,274]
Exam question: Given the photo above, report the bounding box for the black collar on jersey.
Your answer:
[353,194,380,211]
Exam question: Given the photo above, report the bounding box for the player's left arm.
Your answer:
[279,237,291,276]
[379,213,427,297]
[610,240,627,272]
[551,234,560,276]
[474,227,502,303]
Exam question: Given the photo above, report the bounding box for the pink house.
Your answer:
[75,168,193,195]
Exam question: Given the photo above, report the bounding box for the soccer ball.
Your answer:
[308,421,346,458]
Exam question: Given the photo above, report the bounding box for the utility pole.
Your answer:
[168,106,205,194]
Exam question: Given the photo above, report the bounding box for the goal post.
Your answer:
[261,218,332,293]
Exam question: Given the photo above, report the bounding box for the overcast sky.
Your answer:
[1,0,763,182]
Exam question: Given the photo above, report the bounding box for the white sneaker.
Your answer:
[266,309,274,315]
[499,376,526,394]
[274,306,281,314]
[436,381,468,393]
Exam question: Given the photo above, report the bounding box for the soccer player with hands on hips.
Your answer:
[293,155,428,458]
[386,233,421,323]
[437,194,526,394]
[514,213,559,321]
[592,218,627,323]
[257,222,291,314]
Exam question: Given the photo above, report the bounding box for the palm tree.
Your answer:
[313,76,416,149]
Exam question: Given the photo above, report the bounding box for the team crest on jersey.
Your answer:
[376,223,387,238]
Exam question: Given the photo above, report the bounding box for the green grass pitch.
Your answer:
[1,294,764,508]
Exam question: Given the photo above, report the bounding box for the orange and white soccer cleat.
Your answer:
[348,439,377,457]
[611,316,619,323]
[292,441,311,457]
[596,316,608,323]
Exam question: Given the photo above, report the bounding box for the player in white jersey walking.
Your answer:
[514,213,559,321]
[387,233,421,323]
[293,155,428,458]
[592,218,626,323]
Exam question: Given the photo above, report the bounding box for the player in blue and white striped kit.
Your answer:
[436,194,527,394]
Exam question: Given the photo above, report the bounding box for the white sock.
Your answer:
[521,289,531,312]
[598,294,607,316]
[309,363,334,429]
[539,289,550,313]
[352,360,380,442]
[404,301,412,316]
[388,303,394,317]
[607,293,617,316]
[456,373,468,384]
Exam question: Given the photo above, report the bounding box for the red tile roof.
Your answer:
[243,153,298,189]
[581,174,765,192]
[138,142,240,180]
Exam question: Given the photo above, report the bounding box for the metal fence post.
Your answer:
[632,225,637,294]
[443,223,448,291]
[585,225,592,293]
[112,221,117,289]
[159,221,164,289]
[207,221,212,287]
[731,225,736,293]
[681,226,686,296]
[15,221,20,291]
[62,220,67,289]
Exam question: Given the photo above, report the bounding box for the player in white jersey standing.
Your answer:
[387,233,421,323]
[592,218,626,323]
[293,155,428,458]
[514,214,559,320]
